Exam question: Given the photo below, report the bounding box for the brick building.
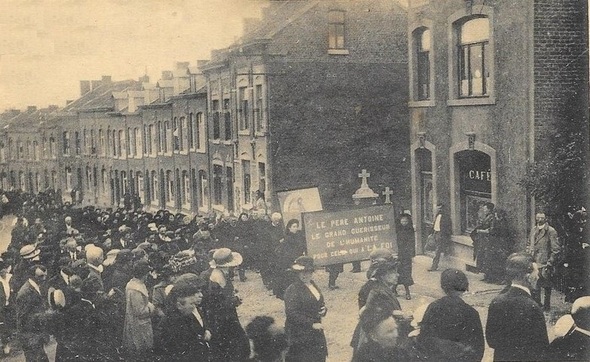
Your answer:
[407,0,589,268]
[200,0,410,215]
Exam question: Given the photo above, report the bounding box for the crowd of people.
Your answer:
[0,188,587,361]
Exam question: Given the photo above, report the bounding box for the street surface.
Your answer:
[0,215,570,362]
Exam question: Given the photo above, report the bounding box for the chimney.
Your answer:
[101,75,112,84]
[138,75,150,83]
[161,70,173,80]
[80,80,91,95]
[176,62,190,70]
[26,106,37,113]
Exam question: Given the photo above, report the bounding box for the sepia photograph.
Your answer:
[0,0,588,361]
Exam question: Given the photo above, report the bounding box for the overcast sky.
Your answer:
[0,0,268,111]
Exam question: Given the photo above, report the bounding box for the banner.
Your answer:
[303,205,397,267]
[276,187,323,226]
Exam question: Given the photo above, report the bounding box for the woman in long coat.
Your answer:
[396,213,415,299]
[284,256,328,362]
[201,248,250,362]
[123,260,155,359]
[273,219,306,299]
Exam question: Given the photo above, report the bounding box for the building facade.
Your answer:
[407,0,589,267]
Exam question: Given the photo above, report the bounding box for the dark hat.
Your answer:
[132,259,152,277]
[366,259,398,279]
[174,273,207,291]
[572,296,590,330]
[291,256,315,272]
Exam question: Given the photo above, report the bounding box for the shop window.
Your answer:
[457,150,491,232]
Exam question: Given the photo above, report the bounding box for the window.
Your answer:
[135,128,142,157]
[226,167,234,212]
[258,162,266,193]
[99,130,105,156]
[0,143,5,163]
[164,121,172,153]
[63,132,70,155]
[112,130,117,156]
[166,170,174,204]
[157,121,163,153]
[328,10,346,49]
[182,170,190,206]
[151,170,159,205]
[83,129,89,154]
[49,137,56,158]
[119,130,126,158]
[179,117,186,151]
[196,112,205,151]
[238,88,249,131]
[213,165,223,205]
[255,84,264,132]
[173,117,180,151]
[224,99,232,140]
[212,100,220,140]
[242,160,251,204]
[458,17,490,97]
[415,28,431,101]
[188,113,195,149]
[128,127,134,157]
[65,167,72,190]
[198,170,208,209]
[101,168,107,192]
[75,131,81,155]
[33,141,39,161]
[147,125,154,155]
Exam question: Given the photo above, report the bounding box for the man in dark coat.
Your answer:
[485,252,549,361]
[157,282,211,361]
[16,264,50,362]
[428,204,452,271]
[549,296,590,361]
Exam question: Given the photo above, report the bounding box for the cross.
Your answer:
[383,187,393,204]
[358,169,370,188]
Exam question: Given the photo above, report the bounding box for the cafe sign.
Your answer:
[302,205,397,267]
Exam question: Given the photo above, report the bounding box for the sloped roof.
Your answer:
[237,0,319,45]
[62,79,143,112]
[4,107,61,132]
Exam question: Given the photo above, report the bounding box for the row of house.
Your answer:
[0,0,410,219]
[1,0,588,269]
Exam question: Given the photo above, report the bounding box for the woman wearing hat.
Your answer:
[201,248,250,362]
[273,219,306,299]
[284,256,328,362]
[351,251,403,358]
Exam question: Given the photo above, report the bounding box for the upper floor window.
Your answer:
[135,128,142,157]
[188,113,195,149]
[62,132,70,155]
[75,131,81,155]
[414,27,431,101]
[179,117,186,151]
[173,117,180,152]
[457,17,490,97]
[238,88,249,131]
[212,100,221,140]
[328,10,346,50]
[255,84,265,132]
[223,99,232,140]
[196,112,205,152]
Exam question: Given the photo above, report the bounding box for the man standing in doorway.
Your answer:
[528,212,560,310]
[428,203,452,271]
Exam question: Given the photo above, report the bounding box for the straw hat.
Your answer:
[211,248,243,268]
[20,244,40,260]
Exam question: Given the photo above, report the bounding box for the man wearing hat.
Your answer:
[156,278,211,361]
[113,225,135,250]
[11,245,42,295]
[16,264,50,361]
[549,296,590,360]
